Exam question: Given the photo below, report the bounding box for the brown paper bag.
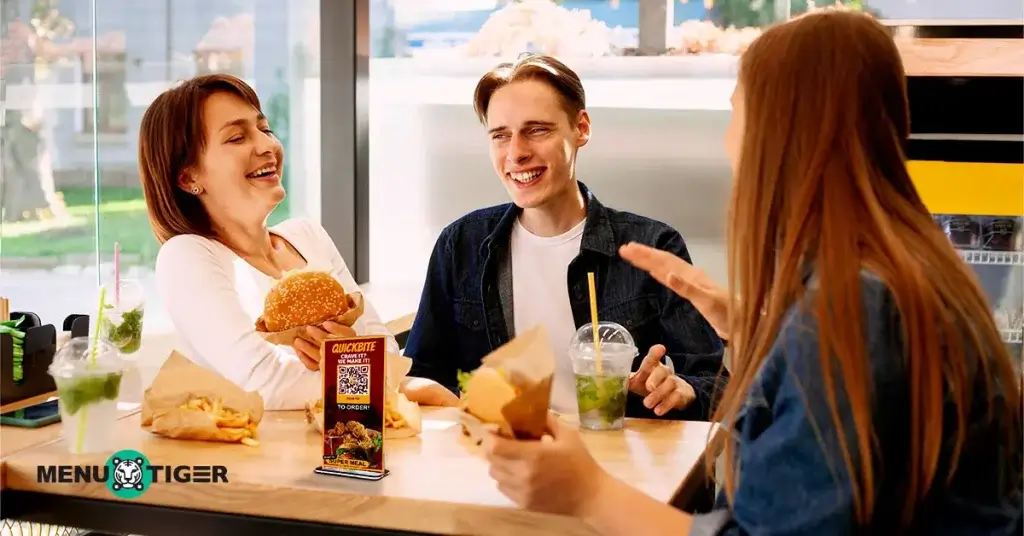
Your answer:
[141,351,265,444]
[460,324,555,442]
[383,352,423,438]
[255,292,365,346]
[304,398,324,433]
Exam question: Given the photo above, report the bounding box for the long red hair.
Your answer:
[709,9,1021,526]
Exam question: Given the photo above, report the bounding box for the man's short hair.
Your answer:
[472,53,586,125]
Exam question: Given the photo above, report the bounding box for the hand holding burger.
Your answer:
[255,270,366,368]
[293,321,357,370]
[257,270,355,332]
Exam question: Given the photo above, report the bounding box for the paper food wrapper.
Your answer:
[141,351,265,443]
[304,351,422,439]
[255,292,365,346]
[386,351,412,393]
[304,399,324,433]
[460,325,555,443]
[383,352,423,438]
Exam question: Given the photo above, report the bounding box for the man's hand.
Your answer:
[401,377,460,407]
[627,345,696,416]
[292,321,357,371]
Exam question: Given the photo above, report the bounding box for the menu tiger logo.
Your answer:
[36,449,230,499]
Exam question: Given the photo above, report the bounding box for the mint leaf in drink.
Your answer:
[104,307,144,354]
[58,372,123,416]
[598,376,628,424]
[575,374,602,413]
[102,371,124,399]
[576,374,628,424]
[118,335,142,354]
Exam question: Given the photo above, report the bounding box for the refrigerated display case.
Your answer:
[934,215,1024,346]
[897,22,1024,366]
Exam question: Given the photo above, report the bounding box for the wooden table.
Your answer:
[0,407,716,536]
[0,391,58,415]
[1,402,141,491]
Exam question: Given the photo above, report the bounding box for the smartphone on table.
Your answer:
[0,399,61,428]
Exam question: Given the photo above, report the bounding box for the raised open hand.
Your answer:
[619,242,730,339]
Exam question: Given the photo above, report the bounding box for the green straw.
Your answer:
[90,286,107,367]
[75,286,107,453]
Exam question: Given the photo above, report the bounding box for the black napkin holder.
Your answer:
[1,312,91,407]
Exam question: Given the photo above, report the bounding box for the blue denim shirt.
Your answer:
[690,271,1023,535]
[404,182,727,420]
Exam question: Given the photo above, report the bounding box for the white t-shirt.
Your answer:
[155,218,398,411]
[510,217,586,415]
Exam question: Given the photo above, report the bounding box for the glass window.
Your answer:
[0,0,321,347]
[1,0,92,330]
[860,0,1023,23]
[82,52,128,135]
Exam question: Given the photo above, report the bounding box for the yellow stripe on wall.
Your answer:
[908,161,1024,217]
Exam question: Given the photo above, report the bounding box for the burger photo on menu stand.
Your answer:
[254,270,365,345]
[456,325,555,444]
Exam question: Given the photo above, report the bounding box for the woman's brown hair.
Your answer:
[709,9,1021,526]
[138,74,263,243]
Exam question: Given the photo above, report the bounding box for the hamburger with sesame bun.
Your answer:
[254,270,365,344]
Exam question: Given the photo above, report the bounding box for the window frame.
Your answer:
[319,0,370,284]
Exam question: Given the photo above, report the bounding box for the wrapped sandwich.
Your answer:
[305,352,423,439]
[254,270,365,346]
[457,325,555,443]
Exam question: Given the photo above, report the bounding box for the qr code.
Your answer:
[337,365,370,396]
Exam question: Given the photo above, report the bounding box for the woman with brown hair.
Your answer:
[481,10,1022,535]
[139,74,458,410]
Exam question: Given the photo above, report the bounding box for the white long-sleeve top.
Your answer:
[154,217,398,410]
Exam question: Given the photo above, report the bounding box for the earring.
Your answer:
[191,185,201,195]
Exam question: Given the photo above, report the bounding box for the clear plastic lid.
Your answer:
[568,321,638,359]
[100,278,147,313]
[48,336,125,378]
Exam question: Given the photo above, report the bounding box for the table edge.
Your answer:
[0,470,601,535]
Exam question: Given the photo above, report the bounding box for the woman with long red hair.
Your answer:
[481,9,1022,535]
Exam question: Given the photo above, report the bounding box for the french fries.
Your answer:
[384,398,407,429]
[305,395,420,438]
[180,396,260,446]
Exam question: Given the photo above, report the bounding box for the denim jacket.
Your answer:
[689,271,1023,535]
[404,182,727,421]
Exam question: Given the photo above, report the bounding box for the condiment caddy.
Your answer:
[0,297,91,407]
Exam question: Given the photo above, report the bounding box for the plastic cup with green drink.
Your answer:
[48,336,126,454]
[568,321,638,431]
[100,278,146,355]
